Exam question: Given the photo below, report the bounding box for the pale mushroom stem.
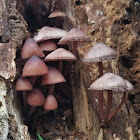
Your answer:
[98,62,104,121]
[22,91,28,111]
[58,60,63,73]
[26,106,36,122]
[108,92,126,121]
[102,90,112,127]
[48,84,55,95]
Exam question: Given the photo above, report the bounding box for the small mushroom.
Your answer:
[26,88,45,121]
[38,95,58,117]
[21,38,45,59]
[33,26,67,43]
[15,77,33,111]
[38,40,58,55]
[22,55,48,85]
[48,10,66,27]
[41,66,66,94]
[44,48,77,73]
[89,73,127,127]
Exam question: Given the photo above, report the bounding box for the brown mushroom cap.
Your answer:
[38,40,58,51]
[48,10,66,18]
[44,48,77,61]
[89,73,127,92]
[41,66,66,85]
[15,77,33,91]
[125,80,134,91]
[27,88,45,106]
[21,38,45,59]
[58,28,90,45]
[22,55,48,77]
[82,43,118,62]
[43,95,58,110]
[33,26,68,42]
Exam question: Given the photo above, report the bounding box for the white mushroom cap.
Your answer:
[82,43,118,62]
[58,28,90,45]
[48,10,66,18]
[89,73,127,92]
[125,80,134,91]
[33,26,67,42]
[44,48,77,61]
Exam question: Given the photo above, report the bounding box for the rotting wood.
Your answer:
[0,0,11,43]
[0,43,16,80]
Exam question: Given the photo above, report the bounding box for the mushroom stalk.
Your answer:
[58,60,63,73]
[72,41,78,56]
[30,76,36,86]
[26,106,36,122]
[48,84,55,95]
[102,90,112,127]
[22,91,28,111]
[108,92,126,121]
[98,62,104,121]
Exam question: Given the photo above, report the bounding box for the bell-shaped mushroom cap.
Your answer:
[15,77,33,91]
[41,66,66,85]
[48,10,66,18]
[58,28,90,45]
[38,40,58,51]
[21,38,45,59]
[89,73,127,92]
[44,48,77,61]
[82,43,118,62]
[43,95,58,111]
[27,88,45,106]
[22,55,48,77]
[33,26,68,42]
[125,80,134,91]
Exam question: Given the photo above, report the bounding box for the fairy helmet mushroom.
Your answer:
[41,66,66,85]
[43,95,58,110]
[38,40,58,51]
[125,80,134,91]
[44,48,77,61]
[15,77,33,91]
[82,43,118,63]
[27,88,45,106]
[48,10,66,18]
[58,28,90,45]
[22,55,48,77]
[33,26,67,42]
[89,73,127,92]
[21,38,45,59]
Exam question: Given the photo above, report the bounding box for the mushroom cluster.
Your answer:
[83,43,133,127]
[15,8,90,122]
[15,1,133,128]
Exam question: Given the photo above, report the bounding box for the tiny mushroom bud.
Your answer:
[21,38,45,59]
[38,95,58,117]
